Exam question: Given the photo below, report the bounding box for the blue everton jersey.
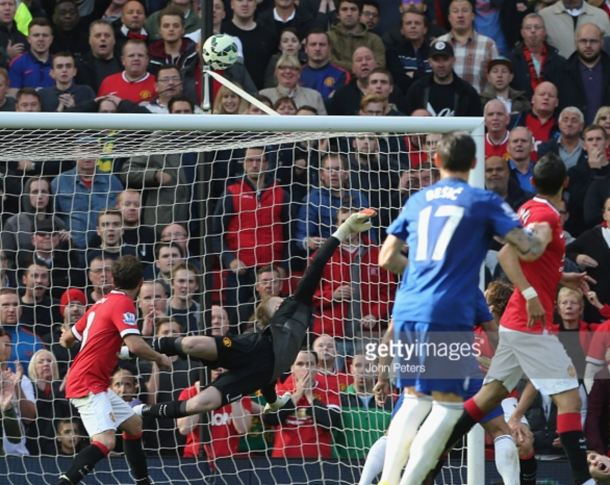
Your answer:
[388,177,520,327]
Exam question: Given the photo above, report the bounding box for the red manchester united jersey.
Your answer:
[501,197,565,334]
[98,72,157,103]
[66,291,141,398]
[587,321,610,365]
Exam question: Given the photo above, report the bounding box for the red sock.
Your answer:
[556,412,582,433]
[464,398,486,422]
[91,441,110,456]
[123,431,143,440]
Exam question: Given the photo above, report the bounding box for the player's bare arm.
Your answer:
[508,378,536,444]
[124,335,172,371]
[502,223,552,262]
[480,318,499,349]
[379,235,408,275]
[497,244,546,327]
[59,324,77,349]
[373,318,394,405]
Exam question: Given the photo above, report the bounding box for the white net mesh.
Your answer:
[0,116,484,485]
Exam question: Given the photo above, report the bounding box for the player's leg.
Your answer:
[502,395,537,485]
[481,414,520,485]
[119,413,152,485]
[136,385,223,419]
[58,393,118,485]
[358,435,388,485]
[152,334,218,362]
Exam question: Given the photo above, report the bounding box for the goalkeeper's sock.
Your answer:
[494,435,519,485]
[378,395,432,485]
[140,400,189,418]
[400,401,464,485]
[59,442,109,484]
[123,432,151,485]
[519,450,537,485]
[153,337,187,359]
[557,413,592,485]
[357,435,387,485]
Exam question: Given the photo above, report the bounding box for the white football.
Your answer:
[202,34,238,70]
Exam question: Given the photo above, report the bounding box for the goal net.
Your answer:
[0,113,485,485]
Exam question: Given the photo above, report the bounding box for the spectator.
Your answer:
[485,155,533,211]
[312,333,352,391]
[223,0,275,90]
[311,207,395,356]
[538,107,585,169]
[258,0,323,45]
[8,17,53,95]
[296,153,370,252]
[539,0,610,59]
[260,54,327,114]
[98,39,156,103]
[334,354,392,459]
[274,95,297,114]
[555,23,610,125]
[435,0,498,93]
[121,133,191,232]
[145,0,201,42]
[55,419,83,456]
[85,208,138,267]
[507,13,565,101]
[147,6,198,98]
[18,261,61,339]
[0,288,44,369]
[484,99,510,158]
[511,81,560,154]
[405,41,483,117]
[2,177,67,267]
[0,250,14,290]
[480,56,530,114]
[50,0,89,58]
[299,29,349,105]
[47,288,84,378]
[86,254,113,305]
[210,305,230,336]
[327,0,385,72]
[177,373,252,460]
[213,83,247,114]
[153,241,184,293]
[263,27,303,89]
[167,261,201,335]
[141,66,198,113]
[0,67,14,110]
[266,349,341,458]
[365,68,407,114]
[567,123,610,236]
[138,280,168,336]
[38,51,95,112]
[593,105,610,137]
[566,196,610,323]
[0,0,28,69]
[51,141,123,250]
[212,146,289,313]
[25,349,70,456]
[14,86,39,111]
[507,126,536,193]
[112,365,144,406]
[383,8,431,94]
[360,0,380,32]
[75,20,123,93]
[114,1,149,54]
[359,92,386,116]
[559,198,576,245]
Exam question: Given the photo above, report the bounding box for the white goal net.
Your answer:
[0,113,484,485]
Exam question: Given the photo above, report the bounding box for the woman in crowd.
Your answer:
[264,28,304,88]
[213,84,248,114]
[274,96,298,115]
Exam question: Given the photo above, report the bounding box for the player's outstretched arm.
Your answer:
[59,324,77,349]
[332,208,376,241]
[497,244,546,328]
[379,235,408,276]
[124,335,172,371]
[374,318,394,406]
[502,223,552,262]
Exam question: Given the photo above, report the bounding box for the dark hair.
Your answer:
[157,65,182,80]
[436,131,476,172]
[16,87,40,102]
[273,96,297,111]
[279,26,301,43]
[158,5,185,26]
[155,241,184,259]
[305,28,330,44]
[366,67,393,85]
[168,93,195,113]
[532,153,567,196]
[250,94,273,107]
[122,38,147,55]
[112,255,143,290]
[52,52,75,68]
[296,105,318,115]
[338,0,363,13]
[583,123,608,141]
[89,19,114,35]
[485,280,513,317]
[28,17,52,32]
[402,6,427,25]
[171,261,200,278]
[363,0,380,11]
[256,265,281,280]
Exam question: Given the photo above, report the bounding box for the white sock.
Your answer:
[494,435,520,485]
[399,401,464,485]
[378,395,432,485]
[358,436,387,485]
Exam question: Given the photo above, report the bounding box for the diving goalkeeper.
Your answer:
[134,209,376,419]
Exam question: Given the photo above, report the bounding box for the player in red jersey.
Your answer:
[439,153,596,485]
[58,256,171,485]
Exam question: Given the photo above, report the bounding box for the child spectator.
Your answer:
[55,419,83,456]
[167,262,200,335]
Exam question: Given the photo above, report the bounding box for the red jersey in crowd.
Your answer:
[501,197,565,334]
[66,291,140,398]
[485,132,509,159]
[98,71,157,103]
[526,112,557,161]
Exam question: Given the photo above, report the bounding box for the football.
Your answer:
[202,34,238,70]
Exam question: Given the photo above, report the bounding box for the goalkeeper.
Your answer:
[134,209,376,420]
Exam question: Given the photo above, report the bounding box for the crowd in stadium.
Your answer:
[0,0,609,479]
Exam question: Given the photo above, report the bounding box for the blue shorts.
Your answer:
[395,321,475,397]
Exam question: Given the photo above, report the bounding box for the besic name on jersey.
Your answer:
[425,186,464,202]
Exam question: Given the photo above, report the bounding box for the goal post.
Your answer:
[0,113,485,485]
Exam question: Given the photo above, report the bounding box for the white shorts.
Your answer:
[501,396,529,426]
[484,327,578,396]
[71,389,135,437]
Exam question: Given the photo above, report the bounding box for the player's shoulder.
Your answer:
[518,197,560,223]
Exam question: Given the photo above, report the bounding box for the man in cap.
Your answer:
[480,56,531,114]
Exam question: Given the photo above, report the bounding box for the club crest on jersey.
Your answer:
[123,312,137,326]
[567,365,576,378]
[109,412,116,423]
[223,337,232,347]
